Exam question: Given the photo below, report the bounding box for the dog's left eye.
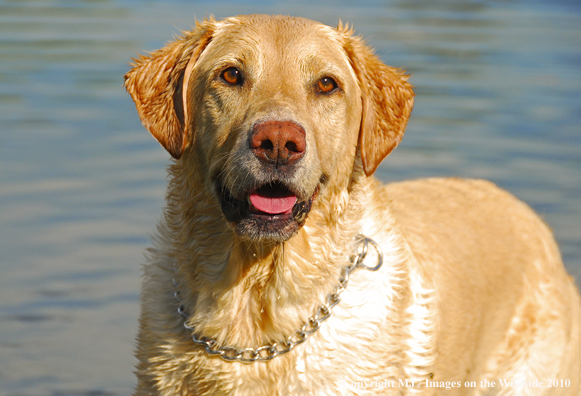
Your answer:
[221,67,243,85]
[317,77,338,94]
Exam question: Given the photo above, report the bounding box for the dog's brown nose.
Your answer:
[251,121,306,166]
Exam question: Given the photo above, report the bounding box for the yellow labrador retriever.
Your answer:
[125,14,581,395]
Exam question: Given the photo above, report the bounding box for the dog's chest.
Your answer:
[295,278,405,393]
[206,271,406,396]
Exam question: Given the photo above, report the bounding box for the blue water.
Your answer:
[1,1,579,394]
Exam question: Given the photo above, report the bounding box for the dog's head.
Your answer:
[125,15,413,242]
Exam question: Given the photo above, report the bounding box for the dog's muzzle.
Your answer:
[219,120,317,241]
[220,182,316,242]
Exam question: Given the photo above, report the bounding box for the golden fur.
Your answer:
[125,14,581,395]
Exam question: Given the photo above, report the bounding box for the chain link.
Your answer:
[173,235,383,363]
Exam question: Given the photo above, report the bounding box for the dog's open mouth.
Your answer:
[220,181,316,241]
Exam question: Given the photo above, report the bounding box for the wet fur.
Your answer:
[125,15,581,395]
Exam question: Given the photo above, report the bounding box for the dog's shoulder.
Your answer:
[379,176,556,287]
[384,177,511,206]
[382,177,540,230]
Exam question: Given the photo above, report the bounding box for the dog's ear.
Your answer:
[340,24,414,176]
[124,19,215,159]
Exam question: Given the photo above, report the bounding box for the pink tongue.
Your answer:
[249,192,297,215]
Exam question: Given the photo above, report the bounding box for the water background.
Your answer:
[1,0,580,394]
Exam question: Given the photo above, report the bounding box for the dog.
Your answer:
[125,14,581,395]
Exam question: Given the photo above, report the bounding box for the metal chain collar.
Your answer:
[173,235,383,363]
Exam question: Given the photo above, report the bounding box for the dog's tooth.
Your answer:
[295,212,306,224]
[293,202,308,224]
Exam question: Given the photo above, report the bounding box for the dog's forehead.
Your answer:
[200,15,349,69]
[215,14,339,42]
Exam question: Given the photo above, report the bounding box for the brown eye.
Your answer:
[221,67,242,85]
[318,77,337,93]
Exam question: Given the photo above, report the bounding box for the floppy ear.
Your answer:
[124,19,215,159]
[340,25,414,176]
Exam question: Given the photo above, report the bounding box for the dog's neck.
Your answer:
[162,160,371,347]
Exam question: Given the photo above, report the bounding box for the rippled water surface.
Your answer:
[1,0,580,394]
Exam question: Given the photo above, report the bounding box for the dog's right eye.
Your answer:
[317,77,338,94]
[221,67,243,85]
